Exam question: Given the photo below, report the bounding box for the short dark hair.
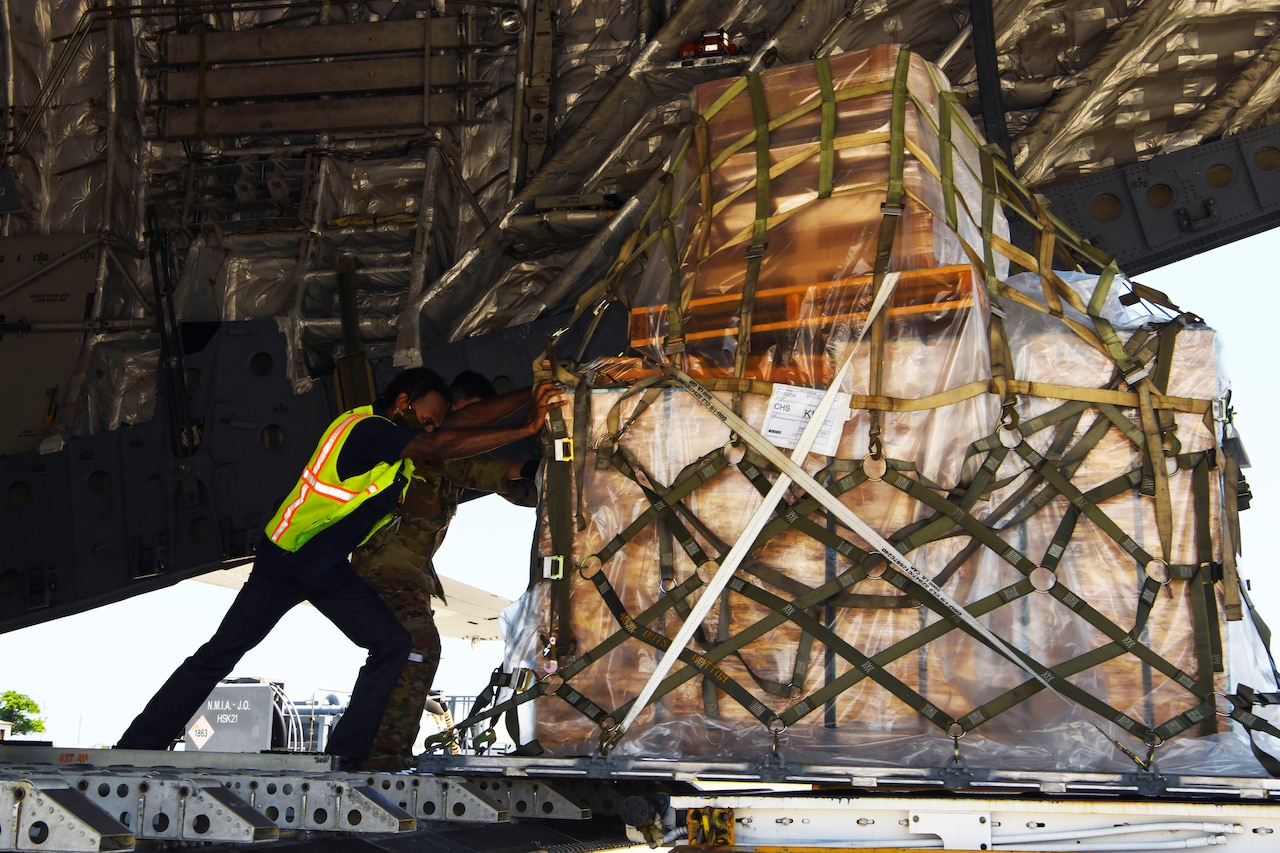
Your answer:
[377,368,450,410]
[449,370,496,401]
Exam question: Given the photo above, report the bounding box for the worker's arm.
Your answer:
[401,387,561,462]
[442,380,560,429]
[442,456,532,490]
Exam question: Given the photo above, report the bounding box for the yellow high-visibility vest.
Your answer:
[266,406,413,552]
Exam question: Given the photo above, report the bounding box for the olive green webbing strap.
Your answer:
[732,72,772,408]
[948,406,1101,541]
[634,556,883,720]
[609,446,820,700]
[1006,439,1173,638]
[608,449,714,568]
[862,49,912,450]
[816,56,836,199]
[659,177,686,365]
[587,569,781,729]
[937,91,959,230]
[881,460,1197,695]
[590,447,729,566]
[976,143,1015,411]
[1190,452,1222,735]
[1223,685,1280,776]
[573,377,591,530]
[734,453,920,609]
[517,570,711,734]
[609,441,740,697]
[544,402,574,665]
[727,573,960,736]
[597,378,665,469]
[559,572,706,686]
[694,115,714,261]
[423,671,545,753]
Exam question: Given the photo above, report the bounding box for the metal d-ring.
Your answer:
[723,438,746,466]
[1145,560,1171,586]
[998,403,1023,448]
[579,554,604,579]
[862,453,888,481]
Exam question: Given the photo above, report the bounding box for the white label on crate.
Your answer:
[761,384,850,456]
[187,714,215,750]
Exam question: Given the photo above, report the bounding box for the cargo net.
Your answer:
[481,46,1278,776]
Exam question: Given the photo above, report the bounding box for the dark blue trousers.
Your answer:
[117,567,411,761]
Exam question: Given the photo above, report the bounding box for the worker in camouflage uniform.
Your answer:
[352,371,539,772]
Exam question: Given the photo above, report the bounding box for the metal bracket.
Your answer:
[415,778,510,823]
[66,771,276,844]
[1176,197,1219,231]
[460,778,590,820]
[930,758,991,790]
[1122,770,1176,797]
[909,810,992,850]
[0,777,134,853]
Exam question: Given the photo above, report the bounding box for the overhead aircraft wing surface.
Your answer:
[192,566,511,643]
[2,0,1279,632]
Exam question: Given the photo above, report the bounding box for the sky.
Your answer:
[1,231,1277,750]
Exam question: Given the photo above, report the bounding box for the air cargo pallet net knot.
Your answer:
[499,45,1271,776]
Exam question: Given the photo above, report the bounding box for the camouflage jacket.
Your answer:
[351,409,531,600]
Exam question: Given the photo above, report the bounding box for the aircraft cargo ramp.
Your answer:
[6,745,1280,852]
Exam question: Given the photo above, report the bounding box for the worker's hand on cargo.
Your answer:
[526,380,565,430]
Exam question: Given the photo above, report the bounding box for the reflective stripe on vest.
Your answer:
[269,412,369,542]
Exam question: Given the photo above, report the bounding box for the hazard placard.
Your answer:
[187,714,215,750]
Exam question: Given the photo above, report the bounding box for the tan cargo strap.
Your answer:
[596,376,665,469]
[1219,437,1244,620]
[693,115,714,262]
[1003,379,1210,415]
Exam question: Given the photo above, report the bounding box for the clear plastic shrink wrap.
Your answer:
[503,46,1266,775]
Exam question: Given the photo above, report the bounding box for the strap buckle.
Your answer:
[542,555,565,580]
[553,437,574,462]
[745,242,768,260]
[1123,363,1151,383]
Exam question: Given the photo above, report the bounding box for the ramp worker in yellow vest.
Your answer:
[116,368,562,770]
